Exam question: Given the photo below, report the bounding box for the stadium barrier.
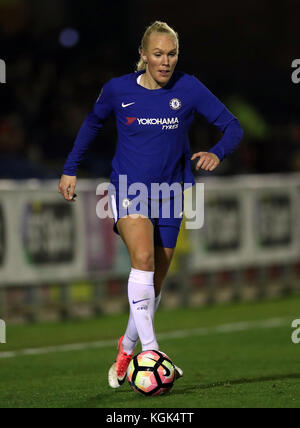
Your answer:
[0,174,299,321]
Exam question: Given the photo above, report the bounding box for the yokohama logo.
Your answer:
[137,117,179,125]
[126,117,179,129]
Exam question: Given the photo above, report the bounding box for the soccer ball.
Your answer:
[127,350,175,396]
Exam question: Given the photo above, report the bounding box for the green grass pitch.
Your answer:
[0,295,300,408]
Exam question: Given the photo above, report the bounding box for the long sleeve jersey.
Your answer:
[63,70,243,191]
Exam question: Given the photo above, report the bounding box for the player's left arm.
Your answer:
[190,77,244,171]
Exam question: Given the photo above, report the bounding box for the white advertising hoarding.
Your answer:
[0,174,300,285]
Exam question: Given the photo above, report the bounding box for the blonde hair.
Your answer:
[136,21,179,71]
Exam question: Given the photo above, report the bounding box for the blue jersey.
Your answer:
[63,70,243,191]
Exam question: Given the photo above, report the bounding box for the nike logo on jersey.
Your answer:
[122,102,135,108]
[132,298,150,305]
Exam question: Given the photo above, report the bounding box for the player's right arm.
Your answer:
[59,80,114,201]
[58,174,77,201]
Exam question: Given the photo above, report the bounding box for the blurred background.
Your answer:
[0,0,300,322]
[1,0,300,178]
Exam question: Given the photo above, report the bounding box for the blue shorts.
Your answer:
[108,182,184,248]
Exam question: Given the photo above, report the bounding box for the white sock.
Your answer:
[123,292,162,354]
[126,268,159,352]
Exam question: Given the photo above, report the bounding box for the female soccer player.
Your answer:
[58,21,243,388]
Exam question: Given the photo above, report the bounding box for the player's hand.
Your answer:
[191,152,220,171]
[58,175,77,202]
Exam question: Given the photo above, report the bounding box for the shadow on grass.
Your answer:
[172,373,300,395]
[66,373,300,407]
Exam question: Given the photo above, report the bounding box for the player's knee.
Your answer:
[132,250,155,271]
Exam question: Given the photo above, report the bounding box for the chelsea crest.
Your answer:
[169,98,182,111]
